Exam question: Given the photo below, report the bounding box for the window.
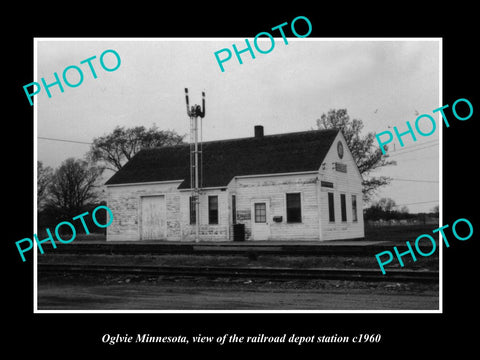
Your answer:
[328,192,335,222]
[254,203,267,223]
[341,194,347,222]
[232,195,237,224]
[334,162,347,173]
[286,193,302,223]
[208,196,218,224]
[352,195,358,222]
[189,196,196,224]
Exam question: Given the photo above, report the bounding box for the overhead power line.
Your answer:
[393,200,439,207]
[38,136,92,145]
[387,143,439,157]
[389,141,439,152]
[390,177,439,183]
[390,139,439,151]
[387,154,439,162]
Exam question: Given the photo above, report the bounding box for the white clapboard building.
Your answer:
[105,126,365,242]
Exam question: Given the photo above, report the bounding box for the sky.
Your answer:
[36,38,440,213]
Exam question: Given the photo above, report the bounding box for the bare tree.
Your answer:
[316,109,396,201]
[87,125,185,172]
[375,197,397,212]
[37,161,53,211]
[399,205,409,214]
[48,158,103,218]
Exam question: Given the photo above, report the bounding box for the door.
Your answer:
[251,200,270,240]
[141,195,166,240]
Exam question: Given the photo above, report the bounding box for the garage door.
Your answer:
[141,195,166,240]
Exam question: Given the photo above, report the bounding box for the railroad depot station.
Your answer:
[104,125,365,243]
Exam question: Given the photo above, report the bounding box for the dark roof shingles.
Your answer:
[105,129,339,187]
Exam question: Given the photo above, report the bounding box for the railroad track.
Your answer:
[38,263,439,283]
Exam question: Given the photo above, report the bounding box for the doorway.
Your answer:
[251,199,270,240]
[140,195,166,240]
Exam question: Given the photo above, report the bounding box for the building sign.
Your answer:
[321,181,334,188]
[333,162,347,173]
[236,209,251,221]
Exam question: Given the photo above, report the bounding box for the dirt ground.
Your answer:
[37,273,439,311]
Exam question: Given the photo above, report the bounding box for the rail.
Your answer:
[38,263,439,283]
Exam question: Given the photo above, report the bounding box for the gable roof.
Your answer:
[105,128,340,188]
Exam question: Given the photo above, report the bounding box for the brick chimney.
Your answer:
[254,125,264,138]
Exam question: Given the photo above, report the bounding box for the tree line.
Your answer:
[363,197,439,222]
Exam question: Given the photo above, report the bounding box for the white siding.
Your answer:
[230,173,320,241]
[140,195,166,240]
[179,189,229,242]
[317,132,365,240]
[106,182,182,241]
[107,182,230,242]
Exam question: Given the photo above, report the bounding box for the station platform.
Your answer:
[48,239,405,256]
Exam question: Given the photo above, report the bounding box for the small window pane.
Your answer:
[189,196,196,224]
[286,193,301,223]
[328,192,335,222]
[341,194,347,222]
[352,195,358,222]
[209,196,218,224]
[254,203,266,223]
[232,195,236,224]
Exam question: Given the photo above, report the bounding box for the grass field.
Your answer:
[364,224,440,244]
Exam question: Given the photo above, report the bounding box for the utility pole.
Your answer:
[185,88,205,242]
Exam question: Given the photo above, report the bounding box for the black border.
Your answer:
[6,4,478,355]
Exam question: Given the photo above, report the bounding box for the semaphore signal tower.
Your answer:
[185,88,205,242]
